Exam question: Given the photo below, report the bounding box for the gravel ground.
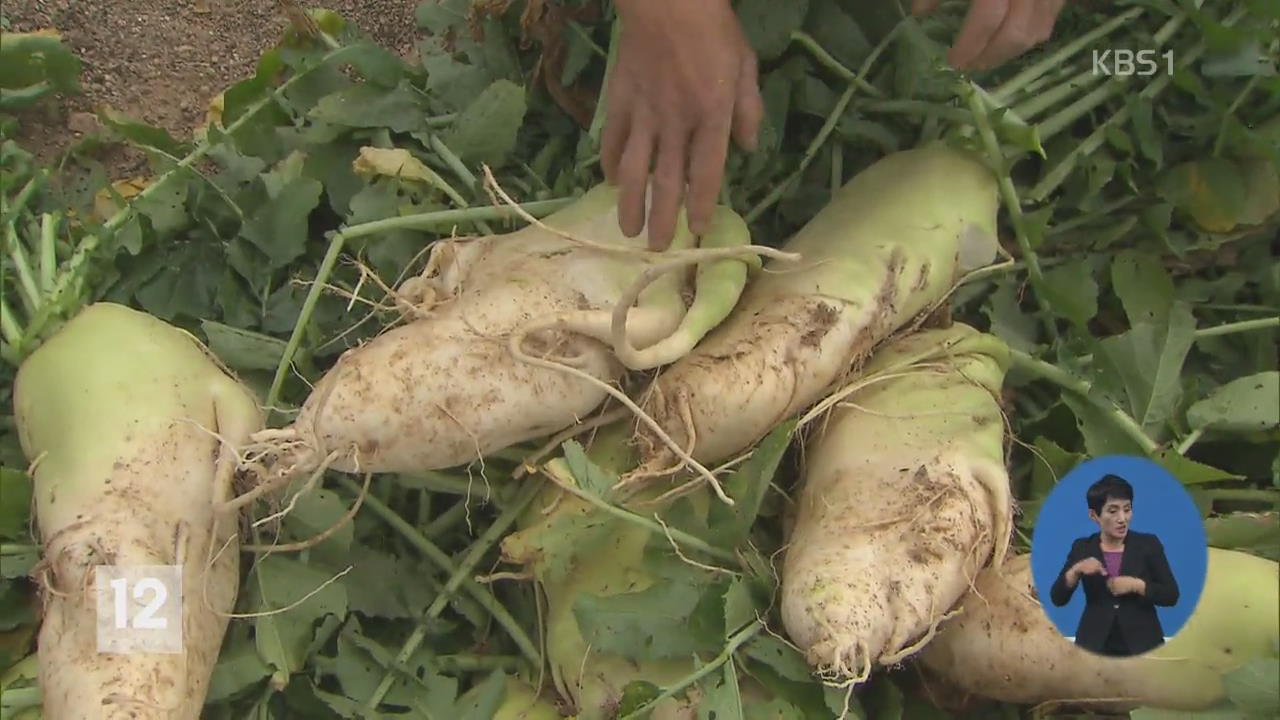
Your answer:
[5,0,424,175]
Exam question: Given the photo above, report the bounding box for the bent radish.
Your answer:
[917,548,1280,711]
[243,183,761,487]
[14,302,263,719]
[628,144,1000,487]
[780,323,1014,684]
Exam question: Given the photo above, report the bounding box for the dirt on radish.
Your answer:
[14,303,263,719]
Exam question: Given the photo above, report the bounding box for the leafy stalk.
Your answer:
[262,198,572,417]
[542,458,740,564]
[989,6,1145,103]
[1034,13,1188,142]
[1195,317,1278,339]
[12,42,374,360]
[617,621,764,720]
[362,481,545,710]
[789,30,884,98]
[746,22,907,223]
[39,212,58,293]
[1030,7,1247,201]
[5,221,43,316]
[332,475,542,669]
[963,84,1058,343]
[1009,348,1158,454]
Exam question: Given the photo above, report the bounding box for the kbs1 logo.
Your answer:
[1092,49,1174,77]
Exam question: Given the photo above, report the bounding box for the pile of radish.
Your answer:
[7,139,1276,719]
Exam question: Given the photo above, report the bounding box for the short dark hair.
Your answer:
[1087,474,1133,514]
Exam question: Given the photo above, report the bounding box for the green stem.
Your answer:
[0,686,40,709]
[1195,316,1278,338]
[1009,348,1158,454]
[862,99,971,123]
[746,84,856,224]
[334,475,543,672]
[990,6,1145,102]
[425,113,456,128]
[432,654,524,672]
[789,30,884,98]
[400,470,489,497]
[545,459,739,564]
[1214,74,1262,156]
[264,233,344,418]
[39,212,58,294]
[618,620,763,720]
[1015,61,1083,100]
[2,294,28,348]
[0,171,44,227]
[748,22,908,222]
[0,543,38,556]
[1203,489,1280,506]
[424,498,471,538]
[337,199,572,242]
[363,481,544,709]
[1176,428,1204,456]
[964,85,1058,343]
[1035,13,1188,142]
[422,134,496,234]
[1030,8,1245,202]
[263,198,572,416]
[1046,197,1137,236]
[1010,67,1099,123]
[5,221,43,315]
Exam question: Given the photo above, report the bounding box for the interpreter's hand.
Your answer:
[912,0,1068,71]
[1107,576,1146,596]
[602,0,764,250]
[1069,557,1107,583]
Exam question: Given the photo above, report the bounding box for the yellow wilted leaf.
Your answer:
[1158,158,1249,234]
[92,178,151,222]
[353,146,451,192]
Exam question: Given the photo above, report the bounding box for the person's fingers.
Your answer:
[948,0,1010,70]
[731,51,763,152]
[615,109,657,238]
[600,76,634,183]
[968,0,1043,70]
[646,124,692,250]
[911,0,941,15]
[687,112,734,236]
[1035,0,1068,44]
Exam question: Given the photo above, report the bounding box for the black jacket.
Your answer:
[1049,530,1179,655]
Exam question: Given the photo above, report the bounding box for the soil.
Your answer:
[4,0,425,178]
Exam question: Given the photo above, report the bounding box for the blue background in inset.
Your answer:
[1029,455,1208,639]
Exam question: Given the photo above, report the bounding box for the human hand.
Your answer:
[1069,557,1107,583]
[912,0,1068,71]
[1107,576,1146,596]
[602,0,763,250]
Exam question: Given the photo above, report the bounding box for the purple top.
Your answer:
[1103,550,1124,577]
